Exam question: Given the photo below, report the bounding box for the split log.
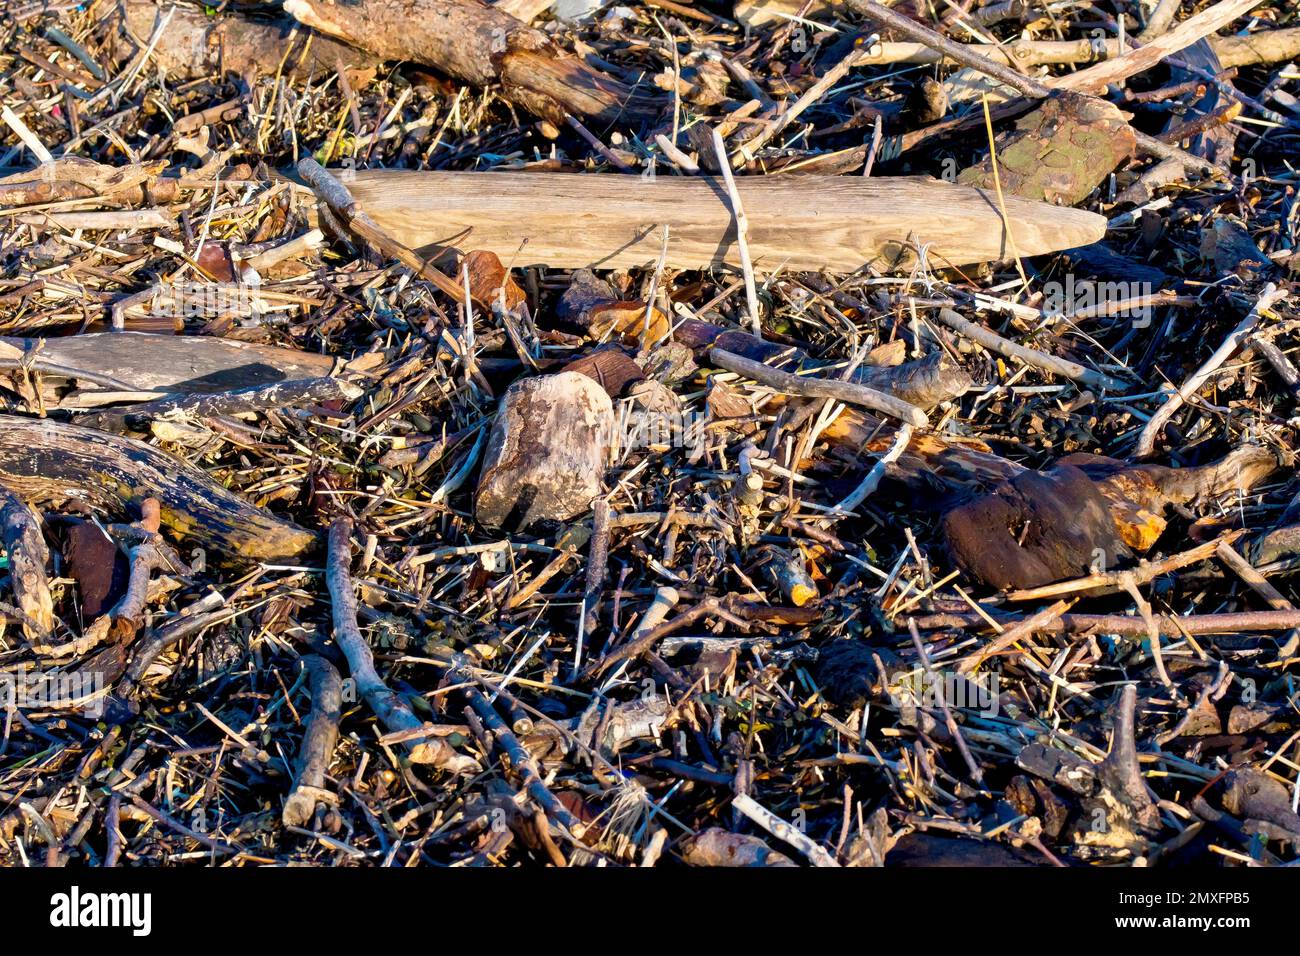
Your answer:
[282,0,652,124]
[0,488,54,638]
[296,171,1107,273]
[116,0,382,86]
[0,416,316,561]
[475,371,614,530]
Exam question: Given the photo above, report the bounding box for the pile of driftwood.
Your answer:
[0,0,1299,867]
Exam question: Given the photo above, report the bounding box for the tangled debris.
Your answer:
[0,0,1299,869]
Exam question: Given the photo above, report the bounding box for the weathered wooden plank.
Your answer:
[294,170,1106,273]
[0,332,336,396]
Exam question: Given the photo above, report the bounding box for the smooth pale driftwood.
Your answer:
[476,371,614,530]
[0,416,316,561]
[1,332,335,398]
[297,171,1107,273]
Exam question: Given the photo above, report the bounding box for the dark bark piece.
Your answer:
[557,269,618,328]
[1221,769,1300,841]
[475,371,614,530]
[561,347,645,398]
[79,376,361,433]
[958,92,1135,205]
[942,446,1280,590]
[1203,217,1274,279]
[116,0,382,86]
[942,463,1128,591]
[1059,243,1172,286]
[0,416,316,561]
[885,832,1041,867]
[62,519,130,619]
[282,0,652,124]
[1013,743,1097,796]
[815,641,900,709]
[853,352,974,410]
[1248,523,1300,566]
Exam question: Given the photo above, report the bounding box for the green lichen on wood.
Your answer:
[958,91,1135,206]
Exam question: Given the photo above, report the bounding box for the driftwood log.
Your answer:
[282,0,653,124]
[295,171,1108,272]
[1,332,336,404]
[116,0,382,86]
[0,416,315,561]
[475,371,614,530]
